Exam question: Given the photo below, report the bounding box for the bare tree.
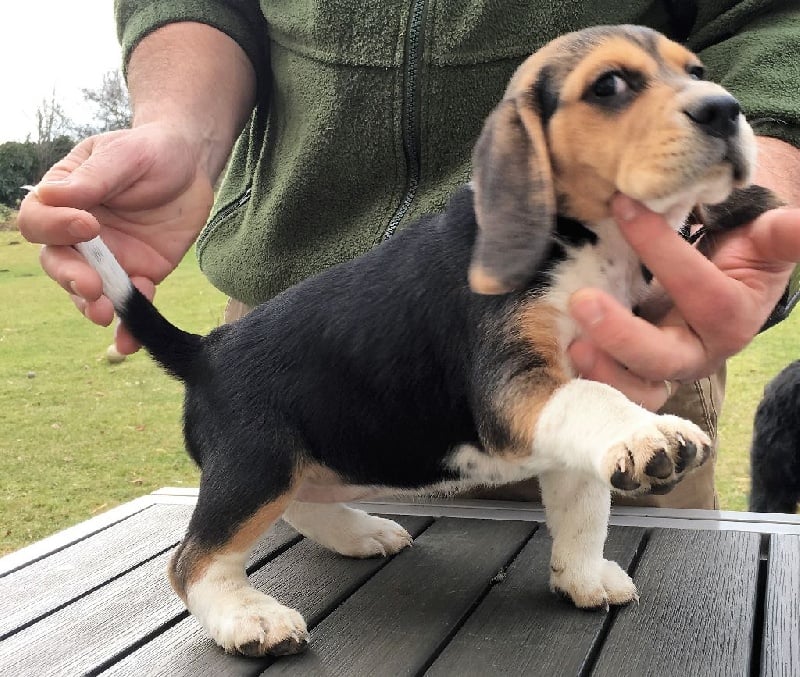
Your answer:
[33,91,74,181]
[78,70,132,137]
[35,90,71,144]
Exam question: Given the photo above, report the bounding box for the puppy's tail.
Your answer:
[75,237,203,383]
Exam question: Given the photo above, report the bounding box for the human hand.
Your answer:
[567,194,800,410]
[18,123,214,353]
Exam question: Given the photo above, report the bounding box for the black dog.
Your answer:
[750,360,800,513]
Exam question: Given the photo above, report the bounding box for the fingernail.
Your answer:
[69,280,80,295]
[613,195,642,223]
[571,295,605,327]
[43,178,71,186]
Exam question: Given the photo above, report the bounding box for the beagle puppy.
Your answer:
[76,25,779,657]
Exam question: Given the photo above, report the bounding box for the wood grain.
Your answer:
[262,517,537,676]
[0,503,192,639]
[0,517,299,675]
[103,515,433,677]
[760,534,800,677]
[425,526,646,676]
[592,528,761,677]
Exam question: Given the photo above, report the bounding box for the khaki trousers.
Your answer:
[224,299,721,510]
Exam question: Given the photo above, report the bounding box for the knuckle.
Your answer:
[16,205,37,240]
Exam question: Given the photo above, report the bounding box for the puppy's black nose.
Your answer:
[684,96,741,139]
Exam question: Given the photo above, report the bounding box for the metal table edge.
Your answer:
[4,488,799,574]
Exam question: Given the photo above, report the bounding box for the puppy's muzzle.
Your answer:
[684,95,741,139]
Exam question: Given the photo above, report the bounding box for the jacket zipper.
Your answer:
[196,187,253,253]
[382,0,428,241]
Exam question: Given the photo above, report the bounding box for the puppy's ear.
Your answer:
[469,97,556,294]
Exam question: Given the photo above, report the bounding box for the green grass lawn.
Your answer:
[1,227,797,554]
[1,230,226,554]
[717,313,799,511]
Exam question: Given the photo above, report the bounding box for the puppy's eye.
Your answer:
[591,72,628,97]
[687,65,705,80]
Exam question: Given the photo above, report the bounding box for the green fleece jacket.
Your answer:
[116,0,800,308]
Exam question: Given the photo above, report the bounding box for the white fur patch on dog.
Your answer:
[185,551,308,656]
[73,237,133,311]
[283,502,412,558]
[539,470,638,609]
[533,379,709,486]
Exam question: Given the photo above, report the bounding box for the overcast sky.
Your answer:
[0,2,122,142]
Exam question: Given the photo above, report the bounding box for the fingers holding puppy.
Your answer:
[569,195,800,395]
[568,333,682,411]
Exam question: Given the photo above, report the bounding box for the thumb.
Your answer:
[747,207,800,264]
[34,133,149,210]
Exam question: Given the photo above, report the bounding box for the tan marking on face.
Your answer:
[498,303,568,456]
[556,38,658,103]
[545,40,670,219]
[656,35,699,74]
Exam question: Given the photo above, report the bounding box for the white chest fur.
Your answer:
[543,218,654,375]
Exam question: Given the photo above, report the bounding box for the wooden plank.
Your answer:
[760,534,800,677]
[593,529,761,677]
[0,521,299,675]
[261,517,538,676]
[0,503,192,639]
[101,515,433,676]
[425,526,646,676]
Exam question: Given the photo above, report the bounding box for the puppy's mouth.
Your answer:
[688,135,753,191]
[724,146,749,185]
[630,134,755,225]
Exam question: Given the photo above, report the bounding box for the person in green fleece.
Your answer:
[18,1,800,509]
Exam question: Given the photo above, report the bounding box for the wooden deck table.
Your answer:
[1,488,798,676]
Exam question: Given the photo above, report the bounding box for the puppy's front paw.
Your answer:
[551,558,638,610]
[202,589,309,657]
[604,415,711,496]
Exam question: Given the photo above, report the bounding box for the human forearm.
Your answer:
[754,137,800,207]
[127,22,257,181]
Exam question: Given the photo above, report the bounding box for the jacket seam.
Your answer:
[267,31,543,70]
[267,30,400,69]
[693,377,716,439]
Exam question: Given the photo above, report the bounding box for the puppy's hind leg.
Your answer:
[539,470,638,610]
[283,501,412,558]
[169,448,308,656]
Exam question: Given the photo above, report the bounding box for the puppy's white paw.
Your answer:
[326,512,413,558]
[202,588,309,657]
[551,558,638,610]
[604,415,711,496]
[283,503,413,558]
[599,559,639,606]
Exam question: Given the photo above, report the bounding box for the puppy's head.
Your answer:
[469,24,757,294]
